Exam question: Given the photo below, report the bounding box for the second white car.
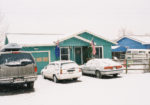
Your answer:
[41,60,82,83]
[81,59,123,78]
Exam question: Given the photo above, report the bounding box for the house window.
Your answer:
[36,57,42,62]
[43,57,49,62]
[60,47,70,60]
[94,47,103,58]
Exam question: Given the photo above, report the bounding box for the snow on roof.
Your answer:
[0,43,22,52]
[6,33,69,47]
[58,30,116,45]
[116,35,150,44]
[111,46,120,49]
[129,35,150,44]
[127,49,150,51]
[6,30,116,47]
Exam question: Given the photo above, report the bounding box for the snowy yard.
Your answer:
[0,73,150,105]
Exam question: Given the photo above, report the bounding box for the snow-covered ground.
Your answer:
[1,73,150,105]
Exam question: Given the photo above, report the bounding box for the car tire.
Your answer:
[27,82,34,89]
[42,72,46,79]
[53,75,59,83]
[96,71,102,78]
[82,71,84,75]
[73,78,78,81]
[113,74,118,77]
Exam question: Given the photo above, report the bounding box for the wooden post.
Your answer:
[149,59,150,72]
[126,59,128,74]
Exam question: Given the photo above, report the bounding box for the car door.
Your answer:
[44,64,51,78]
[83,61,92,74]
[47,63,55,79]
[43,66,48,77]
[54,63,60,75]
[89,62,96,75]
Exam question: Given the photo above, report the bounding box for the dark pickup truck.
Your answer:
[0,51,37,88]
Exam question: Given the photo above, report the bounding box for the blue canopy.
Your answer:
[112,46,127,52]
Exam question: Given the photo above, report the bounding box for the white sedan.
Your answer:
[41,60,82,83]
[81,59,123,78]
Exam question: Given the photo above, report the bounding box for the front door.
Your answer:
[75,47,82,65]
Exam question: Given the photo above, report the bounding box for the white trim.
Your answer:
[95,46,104,58]
[83,30,117,44]
[60,47,70,60]
[81,47,83,64]
[22,44,54,47]
[74,36,91,44]
[29,50,51,63]
[58,30,116,45]
[100,46,103,58]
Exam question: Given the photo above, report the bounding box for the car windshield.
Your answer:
[0,53,35,65]
[61,62,78,69]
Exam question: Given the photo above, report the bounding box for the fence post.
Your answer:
[149,59,150,72]
[125,59,128,74]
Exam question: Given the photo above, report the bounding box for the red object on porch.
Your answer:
[123,60,126,67]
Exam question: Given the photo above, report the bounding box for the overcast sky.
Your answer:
[0,0,150,39]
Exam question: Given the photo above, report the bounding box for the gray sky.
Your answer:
[0,0,150,39]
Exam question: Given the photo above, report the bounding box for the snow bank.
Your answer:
[1,74,150,105]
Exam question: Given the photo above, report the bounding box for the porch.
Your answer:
[59,46,103,65]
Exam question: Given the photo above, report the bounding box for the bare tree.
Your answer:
[0,11,8,48]
[118,27,134,38]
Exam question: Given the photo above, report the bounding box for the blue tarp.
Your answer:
[112,46,127,52]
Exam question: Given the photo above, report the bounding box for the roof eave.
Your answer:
[116,36,146,45]
[22,44,55,47]
[74,36,91,44]
[82,30,117,45]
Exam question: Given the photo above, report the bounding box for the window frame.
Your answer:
[60,47,70,60]
[94,46,103,58]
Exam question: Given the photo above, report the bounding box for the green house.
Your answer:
[5,31,115,74]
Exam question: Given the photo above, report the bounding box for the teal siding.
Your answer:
[78,32,113,46]
[79,32,113,58]
[22,46,55,62]
[70,46,74,61]
[22,46,50,51]
[103,45,112,58]
[22,46,51,74]
[59,37,90,62]
[59,37,90,47]
[31,52,49,74]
